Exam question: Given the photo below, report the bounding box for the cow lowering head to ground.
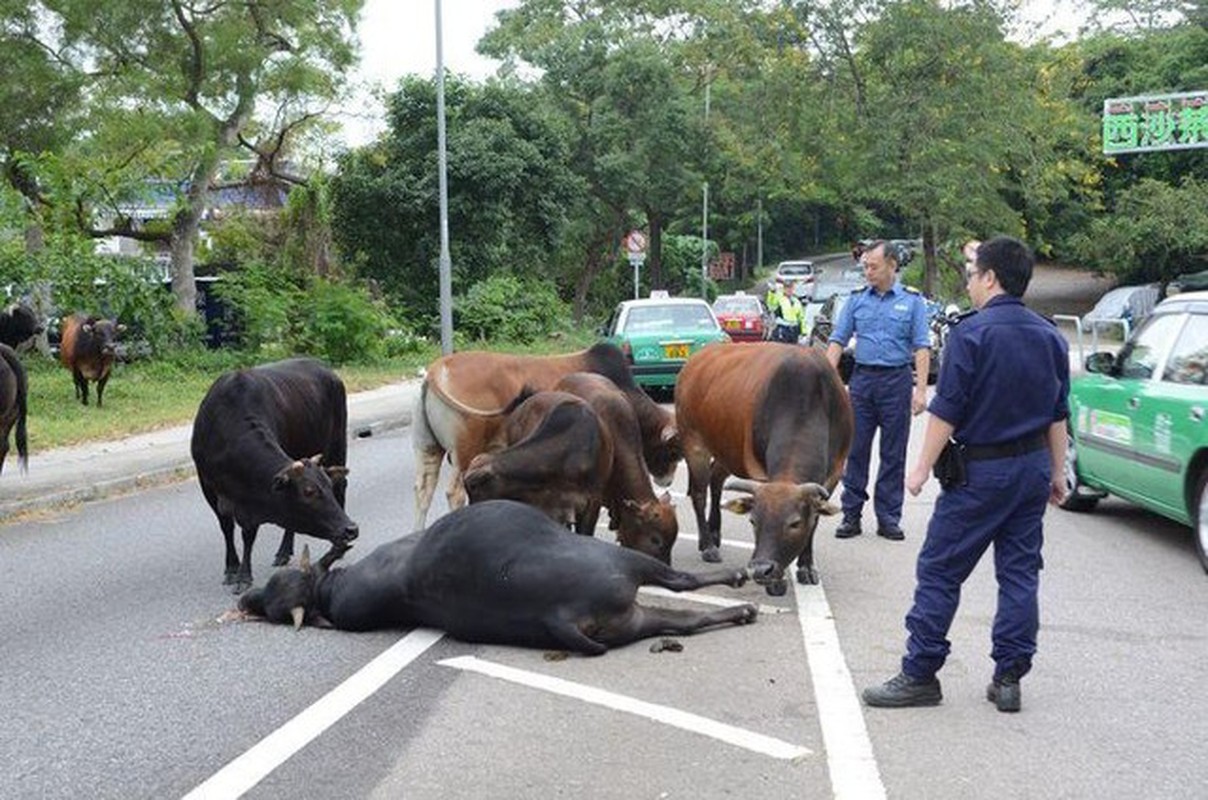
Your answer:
[191,358,358,593]
[463,389,613,535]
[554,372,678,564]
[0,344,29,476]
[59,314,125,407]
[0,304,42,351]
[238,500,756,653]
[412,343,679,528]
[675,343,853,595]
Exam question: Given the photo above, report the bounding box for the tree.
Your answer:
[2,0,361,316]
[330,75,583,327]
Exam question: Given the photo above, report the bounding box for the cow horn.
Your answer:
[308,454,323,466]
[660,425,677,443]
[300,545,312,572]
[291,606,305,630]
[724,477,761,496]
[797,482,830,501]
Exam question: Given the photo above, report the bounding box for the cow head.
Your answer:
[271,454,359,546]
[617,491,678,564]
[239,546,332,629]
[643,424,682,488]
[722,479,838,596]
[82,318,126,357]
[462,452,502,501]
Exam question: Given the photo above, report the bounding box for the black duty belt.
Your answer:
[963,433,1048,461]
[855,363,910,372]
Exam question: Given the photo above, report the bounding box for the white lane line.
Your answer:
[793,581,886,800]
[439,655,811,761]
[636,586,790,615]
[182,628,445,800]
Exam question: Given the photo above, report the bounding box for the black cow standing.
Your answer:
[239,500,757,654]
[0,304,42,350]
[191,358,359,593]
[0,344,29,476]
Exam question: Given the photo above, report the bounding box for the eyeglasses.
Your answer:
[965,267,980,281]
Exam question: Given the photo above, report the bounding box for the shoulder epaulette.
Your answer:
[904,285,921,294]
[949,309,978,325]
[850,286,865,294]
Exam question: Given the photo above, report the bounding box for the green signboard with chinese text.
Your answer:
[1103,91,1208,154]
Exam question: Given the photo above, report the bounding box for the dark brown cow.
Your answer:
[239,500,756,654]
[412,343,679,527]
[555,372,677,564]
[59,314,125,407]
[0,344,29,476]
[191,358,359,593]
[675,342,853,595]
[463,390,613,535]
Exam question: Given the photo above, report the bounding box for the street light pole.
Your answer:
[435,0,453,355]
[701,71,711,300]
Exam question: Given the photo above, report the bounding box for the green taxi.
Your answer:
[1064,290,1208,572]
[599,293,729,398]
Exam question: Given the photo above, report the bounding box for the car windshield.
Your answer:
[778,265,811,277]
[624,303,715,332]
[714,297,760,315]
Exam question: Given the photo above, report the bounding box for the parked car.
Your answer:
[712,292,769,343]
[773,260,816,299]
[1063,289,1208,572]
[1082,283,1161,337]
[599,293,729,398]
[803,264,865,334]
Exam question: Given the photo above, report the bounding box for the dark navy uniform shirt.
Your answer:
[829,281,930,367]
[928,295,1070,447]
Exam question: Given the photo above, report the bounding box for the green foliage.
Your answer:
[210,262,299,355]
[455,274,570,344]
[289,279,395,365]
[1068,177,1208,282]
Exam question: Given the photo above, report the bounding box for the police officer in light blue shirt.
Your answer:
[861,236,1069,713]
[826,240,931,541]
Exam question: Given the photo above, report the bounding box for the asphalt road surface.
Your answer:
[3,405,1208,799]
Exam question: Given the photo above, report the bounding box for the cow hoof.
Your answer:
[730,569,748,587]
[796,566,819,585]
[700,546,721,563]
[764,579,788,597]
[739,604,759,624]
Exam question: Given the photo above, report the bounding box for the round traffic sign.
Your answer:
[626,230,647,254]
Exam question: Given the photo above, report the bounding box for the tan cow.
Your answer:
[412,343,679,528]
[675,342,853,595]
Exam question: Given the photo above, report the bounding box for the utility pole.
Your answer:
[435,0,453,355]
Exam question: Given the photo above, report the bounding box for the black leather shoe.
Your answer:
[862,672,942,708]
[835,518,862,539]
[986,677,1021,713]
[877,524,905,541]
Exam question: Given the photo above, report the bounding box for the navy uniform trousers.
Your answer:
[902,448,1051,682]
[841,365,913,527]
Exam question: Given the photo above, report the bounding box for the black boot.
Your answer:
[835,517,862,539]
[862,672,942,708]
[986,674,1021,713]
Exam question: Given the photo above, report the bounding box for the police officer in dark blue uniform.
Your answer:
[827,240,931,541]
[862,236,1070,713]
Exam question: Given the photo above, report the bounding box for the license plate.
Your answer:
[663,343,689,359]
[725,319,740,329]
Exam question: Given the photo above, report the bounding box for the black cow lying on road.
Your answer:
[192,358,359,594]
[238,500,757,654]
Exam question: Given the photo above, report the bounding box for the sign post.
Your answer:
[625,230,647,300]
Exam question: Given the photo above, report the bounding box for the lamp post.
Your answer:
[700,71,710,299]
[435,0,453,355]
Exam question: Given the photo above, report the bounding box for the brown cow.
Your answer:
[675,342,853,595]
[412,343,679,528]
[555,372,677,564]
[463,390,613,535]
[60,314,125,407]
[0,344,29,476]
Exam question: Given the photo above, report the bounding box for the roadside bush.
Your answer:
[210,262,299,356]
[455,274,569,343]
[288,279,396,365]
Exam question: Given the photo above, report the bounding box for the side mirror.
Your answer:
[1084,351,1116,375]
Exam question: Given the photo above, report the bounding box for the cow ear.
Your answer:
[82,324,94,335]
[325,466,349,485]
[272,461,304,490]
[722,496,756,516]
